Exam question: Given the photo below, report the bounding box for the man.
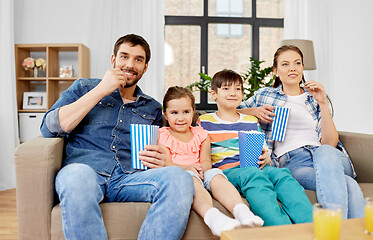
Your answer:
[40,34,194,240]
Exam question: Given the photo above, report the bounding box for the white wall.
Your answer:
[285,0,373,134]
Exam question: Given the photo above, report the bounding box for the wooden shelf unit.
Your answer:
[15,43,90,112]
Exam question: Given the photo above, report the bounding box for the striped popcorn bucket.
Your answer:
[271,107,290,141]
[130,124,159,170]
[238,131,265,168]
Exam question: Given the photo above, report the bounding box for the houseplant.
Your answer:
[187,57,275,101]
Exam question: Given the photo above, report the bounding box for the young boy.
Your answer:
[198,69,313,226]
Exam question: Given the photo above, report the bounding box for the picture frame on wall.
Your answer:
[23,92,47,109]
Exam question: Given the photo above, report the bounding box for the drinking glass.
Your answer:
[365,197,373,235]
[313,203,342,240]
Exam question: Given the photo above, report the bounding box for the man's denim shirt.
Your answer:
[40,78,163,176]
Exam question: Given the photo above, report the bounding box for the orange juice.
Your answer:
[313,205,342,240]
[365,201,373,234]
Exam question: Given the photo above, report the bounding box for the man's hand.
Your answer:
[58,69,125,132]
[97,68,126,96]
[139,144,169,169]
[257,149,271,170]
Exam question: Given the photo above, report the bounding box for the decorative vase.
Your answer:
[33,68,38,78]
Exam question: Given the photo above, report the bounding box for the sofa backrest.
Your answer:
[339,131,373,183]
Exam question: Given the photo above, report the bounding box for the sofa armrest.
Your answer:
[15,136,64,240]
[338,131,373,183]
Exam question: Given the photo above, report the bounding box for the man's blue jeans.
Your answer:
[55,163,194,240]
[276,145,364,219]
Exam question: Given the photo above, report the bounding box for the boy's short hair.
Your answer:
[211,69,243,92]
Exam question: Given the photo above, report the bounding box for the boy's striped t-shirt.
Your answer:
[199,112,267,170]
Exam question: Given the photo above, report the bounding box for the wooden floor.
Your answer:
[0,188,17,240]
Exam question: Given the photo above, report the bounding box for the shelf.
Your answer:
[18,109,47,113]
[18,77,47,81]
[15,43,90,117]
[48,77,76,81]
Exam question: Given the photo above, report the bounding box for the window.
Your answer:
[216,0,244,37]
[165,0,284,110]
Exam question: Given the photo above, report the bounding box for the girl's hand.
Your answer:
[257,149,271,169]
[191,163,204,180]
[303,80,328,105]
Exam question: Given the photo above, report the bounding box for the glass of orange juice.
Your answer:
[365,197,373,235]
[313,203,342,240]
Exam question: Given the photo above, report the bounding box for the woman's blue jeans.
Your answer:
[276,145,364,219]
[55,163,194,240]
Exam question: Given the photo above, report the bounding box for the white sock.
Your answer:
[233,203,264,227]
[204,207,241,236]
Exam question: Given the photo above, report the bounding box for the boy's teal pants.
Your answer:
[223,165,313,226]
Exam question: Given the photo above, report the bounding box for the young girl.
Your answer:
[159,86,263,236]
[239,45,364,219]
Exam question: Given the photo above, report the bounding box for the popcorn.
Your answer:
[238,130,265,168]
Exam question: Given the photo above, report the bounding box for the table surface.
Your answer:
[221,218,373,240]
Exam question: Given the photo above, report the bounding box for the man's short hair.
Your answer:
[211,69,243,92]
[113,34,151,64]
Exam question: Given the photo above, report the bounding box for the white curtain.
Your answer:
[284,0,334,95]
[0,0,18,190]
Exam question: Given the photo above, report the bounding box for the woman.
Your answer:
[238,45,364,219]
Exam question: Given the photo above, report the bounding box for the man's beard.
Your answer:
[123,77,140,88]
[123,69,143,88]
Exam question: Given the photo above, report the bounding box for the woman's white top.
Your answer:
[274,93,321,157]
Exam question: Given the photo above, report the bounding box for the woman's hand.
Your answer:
[303,81,338,147]
[257,149,271,169]
[303,80,328,105]
[240,105,275,123]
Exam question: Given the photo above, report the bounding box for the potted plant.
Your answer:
[187,57,275,101]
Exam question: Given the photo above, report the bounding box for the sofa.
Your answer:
[15,131,373,240]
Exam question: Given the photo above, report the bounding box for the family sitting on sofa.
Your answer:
[39,34,364,240]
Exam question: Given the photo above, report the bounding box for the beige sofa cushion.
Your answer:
[51,199,238,240]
